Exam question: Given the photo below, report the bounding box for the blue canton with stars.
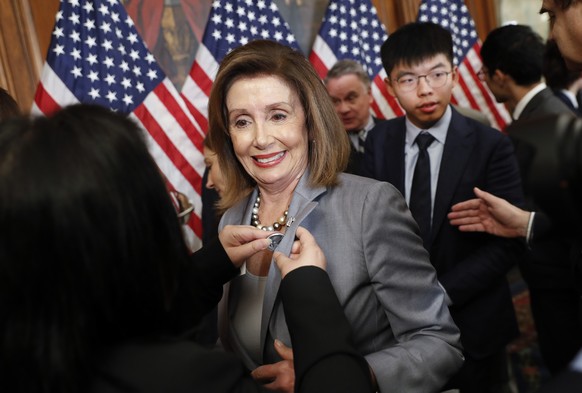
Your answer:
[201,0,301,64]
[318,0,388,80]
[417,0,479,66]
[46,0,164,113]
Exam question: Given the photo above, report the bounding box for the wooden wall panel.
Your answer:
[29,0,60,60]
[0,0,43,112]
[374,0,497,40]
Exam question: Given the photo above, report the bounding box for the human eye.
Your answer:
[271,111,288,122]
[539,7,555,25]
[230,116,251,129]
[347,93,359,103]
[432,70,448,79]
[398,75,416,87]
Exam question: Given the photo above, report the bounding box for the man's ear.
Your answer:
[451,65,460,85]
[492,69,508,86]
[384,77,397,97]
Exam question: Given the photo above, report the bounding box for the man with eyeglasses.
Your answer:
[360,22,524,393]
[480,24,582,378]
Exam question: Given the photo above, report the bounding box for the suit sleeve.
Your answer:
[168,236,240,334]
[361,182,464,393]
[280,266,374,393]
[439,134,525,306]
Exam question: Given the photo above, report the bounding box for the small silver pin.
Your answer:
[267,233,284,251]
[286,217,295,228]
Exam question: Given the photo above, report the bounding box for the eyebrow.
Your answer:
[228,101,292,116]
[395,62,449,78]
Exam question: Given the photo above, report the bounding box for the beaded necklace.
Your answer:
[251,193,288,231]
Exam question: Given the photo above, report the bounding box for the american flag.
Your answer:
[32,0,206,251]
[417,0,511,130]
[309,0,404,120]
[181,0,301,132]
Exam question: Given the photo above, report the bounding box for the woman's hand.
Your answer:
[273,227,326,278]
[218,225,272,268]
[448,187,531,238]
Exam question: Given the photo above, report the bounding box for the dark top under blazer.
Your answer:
[92,240,373,393]
[361,106,525,359]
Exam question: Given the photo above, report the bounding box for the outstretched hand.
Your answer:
[273,227,326,278]
[448,187,530,238]
[218,225,272,268]
[251,340,295,392]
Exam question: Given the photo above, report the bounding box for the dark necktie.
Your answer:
[357,129,366,153]
[409,132,435,247]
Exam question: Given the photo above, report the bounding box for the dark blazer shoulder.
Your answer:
[521,87,573,118]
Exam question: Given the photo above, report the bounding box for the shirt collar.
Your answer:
[405,105,451,145]
[513,83,546,120]
[560,89,579,109]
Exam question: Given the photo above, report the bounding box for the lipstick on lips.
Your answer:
[253,151,286,168]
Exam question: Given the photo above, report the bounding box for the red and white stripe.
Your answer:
[32,64,206,251]
[309,35,404,120]
[452,43,511,131]
[180,44,221,133]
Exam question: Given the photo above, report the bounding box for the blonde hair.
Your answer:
[208,40,350,210]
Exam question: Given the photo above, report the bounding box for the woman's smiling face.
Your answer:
[226,75,309,193]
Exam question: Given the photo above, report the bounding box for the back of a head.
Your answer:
[0,88,21,121]
[0,104,189,392]
[481,24,545,86]
[381,22,454,76]
[324,59,371,88]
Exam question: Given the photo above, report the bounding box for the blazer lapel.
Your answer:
[260,170,326,355]
[430,110,474,248]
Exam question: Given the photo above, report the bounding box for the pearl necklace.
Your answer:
[252,193,288,231]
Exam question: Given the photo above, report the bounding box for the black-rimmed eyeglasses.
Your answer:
[393,70,453,92]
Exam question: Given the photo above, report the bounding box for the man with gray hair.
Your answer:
[324,59,384,175]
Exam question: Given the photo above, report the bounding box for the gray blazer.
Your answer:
[218,170,464,393]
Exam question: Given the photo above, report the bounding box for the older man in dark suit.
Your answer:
[324,59,386,175]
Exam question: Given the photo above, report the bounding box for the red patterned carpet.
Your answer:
[506,269,551,393]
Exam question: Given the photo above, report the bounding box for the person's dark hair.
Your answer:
[380,22,454,77]
[0,104,190,392]
[0,87,21,120]
[207,40,350,211]
[481,24,545,86]
[543,39,581,90]
[551,0,576,8]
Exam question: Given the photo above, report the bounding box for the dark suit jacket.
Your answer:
[345,117,387,175]
[93,245,374,393]
[519,87,573,119]
[509,88,579,290]
[361,106,525,359]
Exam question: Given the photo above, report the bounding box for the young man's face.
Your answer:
[385,54,458,129]
[541,0,582,71]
